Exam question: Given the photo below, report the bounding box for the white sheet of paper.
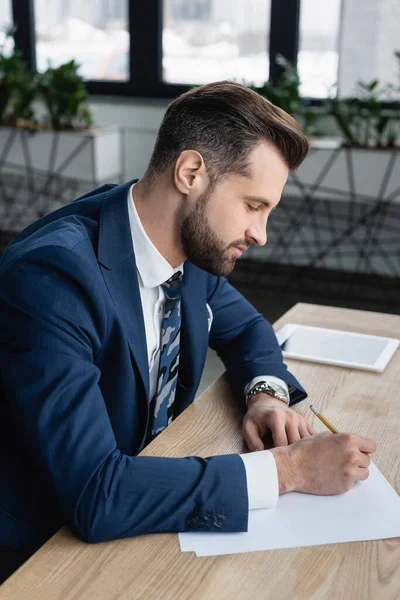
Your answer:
[179,462,400,556]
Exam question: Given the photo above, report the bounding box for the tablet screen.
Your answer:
[280,327,388,365]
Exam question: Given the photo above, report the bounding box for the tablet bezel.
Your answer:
[276,323,399,372]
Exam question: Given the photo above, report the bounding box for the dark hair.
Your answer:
[146,81,309,187]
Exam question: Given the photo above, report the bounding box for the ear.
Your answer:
[173,150,208,195]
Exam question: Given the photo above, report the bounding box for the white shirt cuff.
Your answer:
[244,376,289,397]
[239,450,279,510]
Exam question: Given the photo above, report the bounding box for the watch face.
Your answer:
[268,382,282,394]
[268,382,288,400]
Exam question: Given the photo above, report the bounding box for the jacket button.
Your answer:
[214,515,226,528]
[187,515,203,528]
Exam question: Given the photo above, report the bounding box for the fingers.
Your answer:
[286,423,301,445]
[298,422,312,439]
[290,416,315,442]
[356,467,370,481]
[244,403,316,451]
[275,415,313,446]
[242,419,265,452]
[357,435,377,454]
[272,421,288,447]
[341,433,377,455]
[358,452,371,469]
[307,423,317,435]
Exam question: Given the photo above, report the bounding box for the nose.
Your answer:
[245,222,267,247]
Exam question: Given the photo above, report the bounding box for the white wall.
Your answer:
[87,96,341,182]
[89,96,170,180]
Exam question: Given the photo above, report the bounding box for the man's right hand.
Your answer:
[271,432,377,496]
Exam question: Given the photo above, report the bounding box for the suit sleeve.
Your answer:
[206,276,307,405]
[0,246,248,543]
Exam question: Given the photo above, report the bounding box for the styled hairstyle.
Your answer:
[146,81,309,187]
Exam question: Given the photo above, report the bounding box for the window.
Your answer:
[299,0,400,99]
[33,0,129,81]
[0,0,14,53]
[337,0,400,98]
[170,0,211,21]
[298,0,341,98]
[9,0,400,101]
[163,0,271,86]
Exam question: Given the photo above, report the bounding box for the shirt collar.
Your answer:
[127,183,184,289]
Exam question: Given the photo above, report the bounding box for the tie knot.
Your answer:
[162,270,182,299]
[164,270,182,287]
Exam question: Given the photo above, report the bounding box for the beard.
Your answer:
[181,186,249,277]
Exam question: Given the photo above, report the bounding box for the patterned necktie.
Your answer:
[148,270,183,441]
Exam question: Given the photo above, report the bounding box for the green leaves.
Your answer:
[0,35,37,126]
[247,50,400,148]
[38,60,93,130]
[0,29,93,131]
[327,78,400,148]
[247,54,321,136]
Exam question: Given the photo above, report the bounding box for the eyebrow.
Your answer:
[244,195,277,210]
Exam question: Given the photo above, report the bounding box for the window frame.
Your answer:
[11,0,301,99]
[11,0,399,108]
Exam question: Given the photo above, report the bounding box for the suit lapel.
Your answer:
[96,182,210,412]
[97,181,150,400]
[179,262,209,397]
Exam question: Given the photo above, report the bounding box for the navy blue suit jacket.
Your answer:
[0,180,306,554]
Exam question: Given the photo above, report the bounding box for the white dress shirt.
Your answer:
[127,184,289,511]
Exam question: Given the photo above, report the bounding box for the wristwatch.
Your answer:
[245,381,290,405]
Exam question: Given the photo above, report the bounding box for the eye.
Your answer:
[247,204,260,212]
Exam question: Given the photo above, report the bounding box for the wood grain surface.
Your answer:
[1,303,399,599]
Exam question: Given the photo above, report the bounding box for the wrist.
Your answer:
[271,446,298,494]
[246,391,277,410]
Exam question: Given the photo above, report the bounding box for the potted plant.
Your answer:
[244,53,400,281]
[288,75,400,224]
[0,34,37,128]
[327,80,399,148]
[0,30,121,187]
[248,54,322,137]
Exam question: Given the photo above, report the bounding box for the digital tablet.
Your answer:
[276,323,399,372]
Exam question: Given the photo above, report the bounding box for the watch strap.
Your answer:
[245,381,290,405]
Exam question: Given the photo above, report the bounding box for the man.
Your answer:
[0,82,375,582]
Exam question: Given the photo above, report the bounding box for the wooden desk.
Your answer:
[1,303,399,599]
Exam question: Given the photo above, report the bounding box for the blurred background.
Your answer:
[1,0,399,390]
[1,0,398,95]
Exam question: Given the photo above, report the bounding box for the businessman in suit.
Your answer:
[0,81,375,582]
